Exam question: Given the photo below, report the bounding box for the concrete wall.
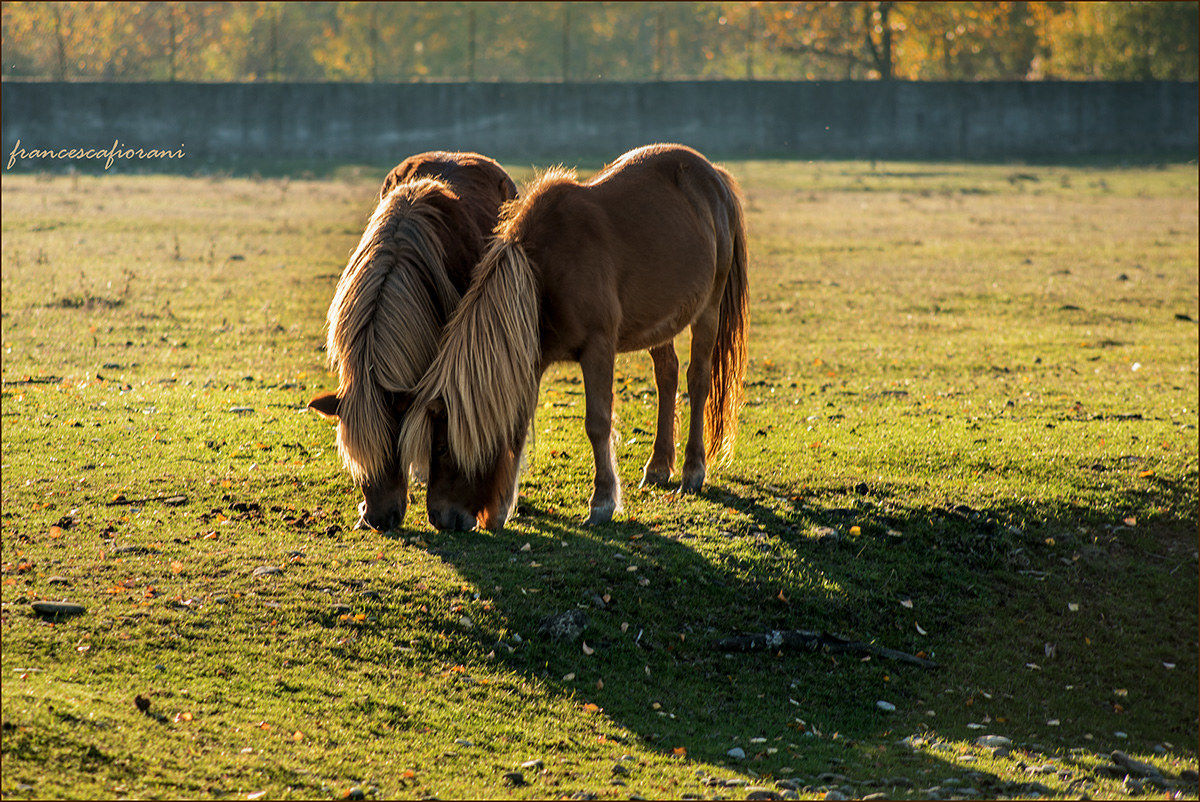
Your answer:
[2,80,1196,166]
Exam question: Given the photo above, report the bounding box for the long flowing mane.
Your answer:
[326,178,461,483]
[397,170,575,475]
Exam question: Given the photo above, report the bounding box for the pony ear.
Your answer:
[307,392,341,420]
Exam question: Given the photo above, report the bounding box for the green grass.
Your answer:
[2,160,1197,800]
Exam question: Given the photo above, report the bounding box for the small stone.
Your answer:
[747,788,783,801]
[958,754,977,763]
[727,747,746,760]
[114,544,159,555]
[536,609,588,642]
[991,746,1012,758]
[824,792,848,801]
[31,601,86,620]
[775,780,800,791]
[520,759,544,771]
[1112,751,1163,778]
[876,700,896,712]
[1114,731,1128,739]
[975,735,1012,749]
[885,777,913,788]
[502,771,527,787]
[611,763,630,777]
[863,794,888,801]
[454,738,473,747]
[252,566,282,576]
[815,526,839,543]
[46,576,70,585]
[339,787,365,800]
[721,778,747,787]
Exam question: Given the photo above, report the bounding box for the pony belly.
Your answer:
[615,290,712,353]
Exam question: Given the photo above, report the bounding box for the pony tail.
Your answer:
[400,239,541,476]
[705,168,749,465]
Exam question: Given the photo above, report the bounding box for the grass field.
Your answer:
[2,159,1197,800]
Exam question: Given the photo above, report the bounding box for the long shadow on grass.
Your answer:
[405,475,1197,795]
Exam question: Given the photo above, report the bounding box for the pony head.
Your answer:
[398,237,541,532]
[308,388,416,532]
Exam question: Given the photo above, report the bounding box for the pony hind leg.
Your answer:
[641,342,678,488]
[681,310,719,493]
[580,339,621,525]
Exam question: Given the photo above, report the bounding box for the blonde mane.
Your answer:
[399,235,541,477]
[495,165,578,238]
[326,178,460,484]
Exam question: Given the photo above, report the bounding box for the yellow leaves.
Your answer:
[292,730,304,743]
[582,702,602,713]
[1138,469,1155,478]
[672,746,687,757]
[170,561,184,574]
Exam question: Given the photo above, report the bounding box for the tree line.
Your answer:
[3,2,1197,83]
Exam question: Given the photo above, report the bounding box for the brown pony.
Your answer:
[399,144,748,530]
[308,151,517,531]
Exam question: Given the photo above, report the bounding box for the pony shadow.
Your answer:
[328,474,1196,794]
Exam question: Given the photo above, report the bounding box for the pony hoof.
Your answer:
[679,472,705,494]
[584,503,617,526]
[639,467,672,488]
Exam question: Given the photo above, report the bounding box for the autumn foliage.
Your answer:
[2,1,1196,83]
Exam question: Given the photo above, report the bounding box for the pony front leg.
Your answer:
[581,342,621,525]
[641,342,678,487]
[681,313,718,493]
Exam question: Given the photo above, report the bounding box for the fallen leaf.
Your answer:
[915,622,927,635]
[900,598,913,608]
[170,561,183,574]
[292,731,303,742]
[582,641,595,656]
[672,747,687,757]
[582,702,601,712]
[1138,469,1155,478]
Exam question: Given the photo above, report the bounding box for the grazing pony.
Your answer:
[308,151,517,531]
[399,144,748,530]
